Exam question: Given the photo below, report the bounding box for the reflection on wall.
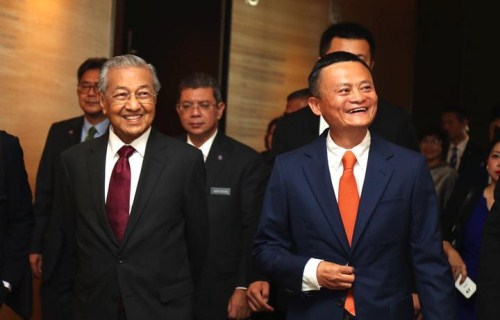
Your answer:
[0,0,113,191]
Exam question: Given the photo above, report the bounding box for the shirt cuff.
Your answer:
[235,287,247,290]
[302,258,323,291]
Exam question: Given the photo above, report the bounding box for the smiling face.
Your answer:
[308,60,377,147]
[100,66,156,144]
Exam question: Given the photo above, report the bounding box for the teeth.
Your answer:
[347,107,367,114]
[125,115,141,120]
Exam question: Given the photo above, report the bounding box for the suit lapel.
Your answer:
[88,134,112,242]
[123,129,166,243]
[351,135,394,249]
[205,133,227,185]
[68,116,84,146]
[302,136,350,253]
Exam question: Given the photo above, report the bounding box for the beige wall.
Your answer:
[0,0,114,191]
[0,1,114,319]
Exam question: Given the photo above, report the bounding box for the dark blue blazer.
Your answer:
[253,132,456,320]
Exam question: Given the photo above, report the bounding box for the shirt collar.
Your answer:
[83,118,110,137]
[187,129,218,161]
[326,130,371,170]
[108,126,151,158]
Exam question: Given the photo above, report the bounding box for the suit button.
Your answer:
[118,259,124,264]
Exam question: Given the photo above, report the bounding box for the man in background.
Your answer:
[283,88,311,115]
[272,22,419,157]
[176,72,268,320]
[29,57,109,320]
[441,105,488,188]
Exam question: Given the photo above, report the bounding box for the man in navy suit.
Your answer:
[252,52,456,319]
[175,72,268,320]
[29,57,109,320]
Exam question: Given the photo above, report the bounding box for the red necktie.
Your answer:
[106,145,135,242]
[338,150,359,316]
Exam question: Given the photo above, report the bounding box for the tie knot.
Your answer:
[118,145,135,158]
[342,151,357,170]
[84,126,97,141]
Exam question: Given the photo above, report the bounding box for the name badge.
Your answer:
[210,187,231,196]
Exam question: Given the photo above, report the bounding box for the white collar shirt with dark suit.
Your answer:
[51,126,209,319]
[253,131,456,320]
[181,130,268,319]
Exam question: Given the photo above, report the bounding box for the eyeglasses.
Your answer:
[78,83,99,94]
[178,101,217,112]
[109,90,156,105]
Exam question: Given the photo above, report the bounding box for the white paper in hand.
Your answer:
[455,275,476,298]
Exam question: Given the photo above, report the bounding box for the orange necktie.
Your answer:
[338,150,359,316]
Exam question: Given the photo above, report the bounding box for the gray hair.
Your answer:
[98,54,161,94]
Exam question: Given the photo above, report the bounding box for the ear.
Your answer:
[99,95,107,115]
[308,96,322,116]
[216,101,226,120]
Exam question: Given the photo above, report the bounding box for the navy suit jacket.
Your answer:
[253,132,456,320]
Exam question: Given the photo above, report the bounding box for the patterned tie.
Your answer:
[84,126,97,141]
[338,150,359,316]
[449,146,458,170]
[106,145,135,242]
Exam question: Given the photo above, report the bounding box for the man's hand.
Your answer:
[316,261,355,290]
[412,293,423,320]
[29,253,43,278]
[227,288,251,319]
[246,281,274,313]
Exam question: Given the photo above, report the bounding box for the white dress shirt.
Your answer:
[104,126,151,213]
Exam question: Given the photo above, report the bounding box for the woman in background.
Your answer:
[419,127,459,211]
[441,138,500,320]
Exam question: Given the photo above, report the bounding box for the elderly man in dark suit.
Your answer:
[0,130,34,320]
[29,56,109,320]
[175,72,268,320]
[48,54,209,319]
[252,52,456,319]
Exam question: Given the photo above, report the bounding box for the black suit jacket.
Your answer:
[31,116,83,264]
[0,131,34,319]
[51,128,209,319]
[272,101,419,156]
[179,132,268,319]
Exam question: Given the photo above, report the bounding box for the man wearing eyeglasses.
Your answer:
[176,72,269,320]
[29,57,109,320]
[47,55,209,319]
